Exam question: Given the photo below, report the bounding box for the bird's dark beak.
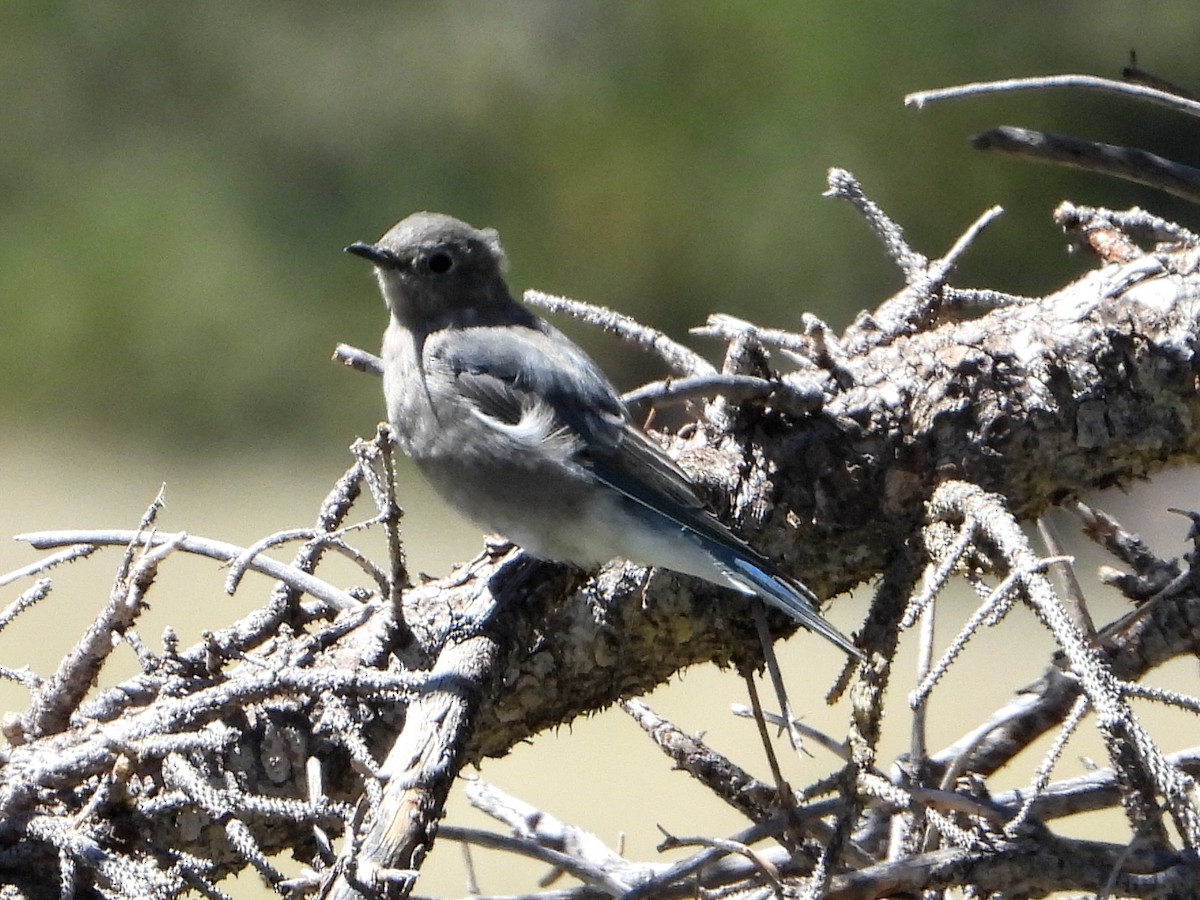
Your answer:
[345,241,398,268]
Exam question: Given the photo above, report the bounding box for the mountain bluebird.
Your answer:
[346,212,860,658]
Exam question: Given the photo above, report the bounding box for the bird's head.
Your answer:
[346,212,514,328]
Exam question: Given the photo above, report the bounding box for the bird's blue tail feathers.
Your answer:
[724,553,864,661]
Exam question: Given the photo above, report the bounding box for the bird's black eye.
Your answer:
[426,250,454,274]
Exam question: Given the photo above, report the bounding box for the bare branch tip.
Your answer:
[333,343,384,377]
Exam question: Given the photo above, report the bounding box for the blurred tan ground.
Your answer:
[1,433,1197,898]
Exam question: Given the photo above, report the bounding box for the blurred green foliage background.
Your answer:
[5,3,1200,452]
[5,5,1200,896]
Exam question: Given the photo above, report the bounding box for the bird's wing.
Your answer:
[588,423,710,516]
[427,321,727,518]
[426,323,626,459]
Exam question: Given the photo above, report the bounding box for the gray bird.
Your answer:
[346,212,860,658]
